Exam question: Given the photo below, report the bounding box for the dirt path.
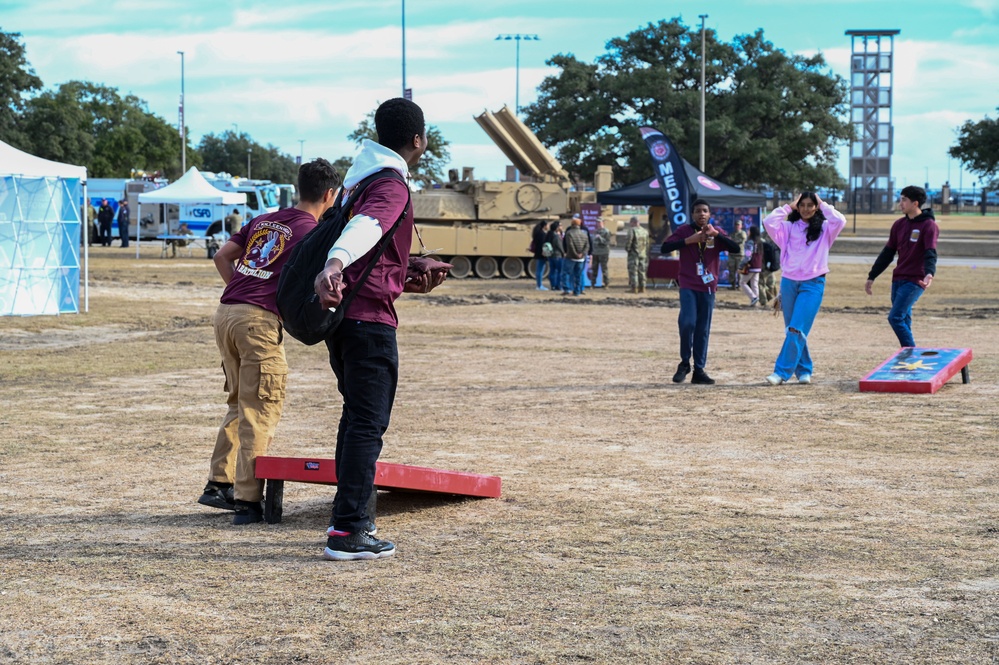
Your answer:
[1,252,997,663]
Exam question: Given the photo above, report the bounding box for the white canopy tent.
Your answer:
[0,140,89,315]
[136,167,246,258]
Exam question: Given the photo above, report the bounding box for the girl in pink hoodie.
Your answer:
[762,192,846,385]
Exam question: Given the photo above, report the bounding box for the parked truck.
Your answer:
[411,106,593,279]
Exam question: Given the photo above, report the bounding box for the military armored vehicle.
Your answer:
[410,106,576,279]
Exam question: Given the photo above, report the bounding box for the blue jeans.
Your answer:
[888,280,924,347]
[325,319,398,533]
[678,288,715,370]
[566,259,585,295]
[548,257,562,290]
[773,276,825,380]
[535,258,547,288]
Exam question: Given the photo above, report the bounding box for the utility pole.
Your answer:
[698,15,707,172]
[177,51,186,172]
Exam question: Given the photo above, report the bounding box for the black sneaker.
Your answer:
[672,362,691,383]
[232,500,263,525]
[323,530,395,560]
[198,482,235,511]
[691,368,716,385]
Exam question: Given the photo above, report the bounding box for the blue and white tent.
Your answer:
[0,141,88,316]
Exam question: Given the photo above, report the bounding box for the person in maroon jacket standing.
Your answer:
[865,185,939,347]
[314,98,450,561]
[198,159,341,524]
[660,199,741,385]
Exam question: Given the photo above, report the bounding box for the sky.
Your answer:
[2,0,998,191]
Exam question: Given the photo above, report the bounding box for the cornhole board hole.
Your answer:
[859,347,973,394]
[255,456,502,524]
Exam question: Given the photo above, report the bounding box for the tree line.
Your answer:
[2,25,995,190]
[0,30,302,182]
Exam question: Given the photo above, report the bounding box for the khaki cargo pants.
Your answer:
[209,303,288,503]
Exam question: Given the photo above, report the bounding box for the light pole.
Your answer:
[924,166,929,190]
[232,123,238,135]
[247,148,252,179]
[298,139,305,165]
[401,0,407,98]
[177,50,185,172]
[698,15,708,172]
[495,34,539,117]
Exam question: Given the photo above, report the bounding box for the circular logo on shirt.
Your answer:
[244,224,290,269]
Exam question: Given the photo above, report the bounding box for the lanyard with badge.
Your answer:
[695,231,715,284]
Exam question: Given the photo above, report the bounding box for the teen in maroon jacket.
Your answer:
[660,199,741,385]
[865,185,939,347]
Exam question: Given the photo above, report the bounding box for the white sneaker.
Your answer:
[765,373,785,385]
[797,374,812,384]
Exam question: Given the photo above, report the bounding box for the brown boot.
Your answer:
[629,285,637,294]
[638,285,645,294]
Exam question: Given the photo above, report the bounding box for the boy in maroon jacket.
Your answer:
[865,185,939,347]
[660,199,741,385]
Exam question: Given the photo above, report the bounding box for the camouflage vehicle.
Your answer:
[411,106,583,279]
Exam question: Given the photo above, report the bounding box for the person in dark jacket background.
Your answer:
[117,200,130,248]
[545,220,564,292]
[97,199,114,247]
[531,220,548,290]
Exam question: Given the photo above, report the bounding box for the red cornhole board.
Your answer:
[255,456,502,524]
[859,347,973,394]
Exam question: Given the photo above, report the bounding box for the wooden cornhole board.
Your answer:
[859,347,973,394]
[255,456,502,524]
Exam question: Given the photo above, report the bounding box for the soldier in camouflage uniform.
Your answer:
[589,217,613,287]
[727,220,747,290]
[625,216,649,293]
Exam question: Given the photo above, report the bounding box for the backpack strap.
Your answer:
[335,169,411,314]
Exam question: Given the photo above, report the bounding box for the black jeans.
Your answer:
[325,319,398,532]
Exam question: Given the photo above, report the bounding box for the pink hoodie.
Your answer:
[763,203,846,281]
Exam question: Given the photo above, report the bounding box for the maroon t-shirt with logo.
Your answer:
[886,214,939,284]
[341,176,414,328]
[663,224,729,293]
[219,208,317,316]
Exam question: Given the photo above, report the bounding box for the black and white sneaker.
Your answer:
[197,482,235,511]
[323,530,395,560]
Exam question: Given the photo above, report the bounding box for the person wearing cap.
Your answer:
[562,215,590,296]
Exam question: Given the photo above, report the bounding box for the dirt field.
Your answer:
[1,245,998,664]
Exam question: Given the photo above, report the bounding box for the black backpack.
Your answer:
[276,169,408,345]
[763,239,781,272]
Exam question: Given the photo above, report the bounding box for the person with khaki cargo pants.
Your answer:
[198,159,340,524]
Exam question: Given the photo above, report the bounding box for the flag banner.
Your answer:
[640,127,692,238]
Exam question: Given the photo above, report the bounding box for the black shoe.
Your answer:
[232,500,263,525]
[198,482,235,511]
[691,368,716,385]
[672,362,691,383]
[323,530,396,560]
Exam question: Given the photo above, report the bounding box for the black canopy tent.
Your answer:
[597,159,766,209]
